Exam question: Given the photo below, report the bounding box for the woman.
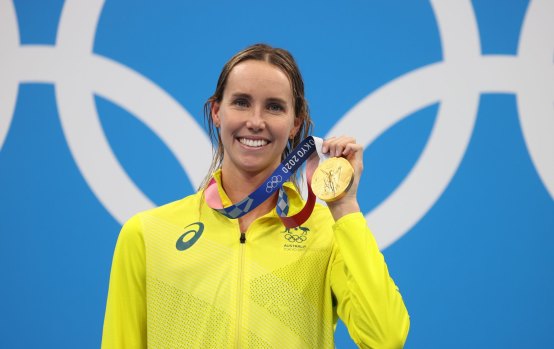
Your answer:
[102,43,409,348]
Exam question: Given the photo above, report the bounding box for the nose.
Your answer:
[246,107,265,132]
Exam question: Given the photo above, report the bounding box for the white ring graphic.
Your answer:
[327,0,553,248]
[516,0,554,201]
[0,0,552,249]
[0,0,212,223]
[0,0,19,151]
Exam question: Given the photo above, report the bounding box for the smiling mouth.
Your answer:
[238,138,269,148]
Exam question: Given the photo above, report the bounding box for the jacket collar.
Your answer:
[210,168,305,218]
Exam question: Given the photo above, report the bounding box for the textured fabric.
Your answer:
[102,171,410,348]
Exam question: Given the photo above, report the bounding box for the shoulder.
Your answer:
[122,191,204,233]
[299,202,335,239]
[139,191,202,219]
[310,202,335,225]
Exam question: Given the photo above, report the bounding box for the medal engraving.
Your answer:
[311,157,354,202]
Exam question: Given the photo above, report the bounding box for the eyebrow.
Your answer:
[266,97,288,105]
[229,92,289,106]
[229,92,252,101]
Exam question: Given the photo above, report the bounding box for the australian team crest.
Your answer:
[282,226,310,250]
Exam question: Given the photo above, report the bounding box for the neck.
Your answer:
[220,165,279,230]
[221,171,264,201]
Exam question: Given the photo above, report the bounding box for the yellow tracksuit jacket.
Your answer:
[102,173,409,348]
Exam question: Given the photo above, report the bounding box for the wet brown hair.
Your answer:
[200,43,313,191]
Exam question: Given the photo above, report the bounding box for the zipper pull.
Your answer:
[240,232,246,244]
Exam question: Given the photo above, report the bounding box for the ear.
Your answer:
[211,101,221,127]
[290,115,302,139]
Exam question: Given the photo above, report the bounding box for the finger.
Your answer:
[334,143,346,157]
[343,143,362,156]
[321,136,336,153]
[323,136,349,156]
[332,137,356,157]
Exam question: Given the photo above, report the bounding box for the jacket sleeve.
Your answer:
[101,214,147,349]
[330,212,410,349]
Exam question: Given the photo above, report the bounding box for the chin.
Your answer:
[240,162,270,174]
[239,157,279,175]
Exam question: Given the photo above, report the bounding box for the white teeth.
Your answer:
[239,138,268,147]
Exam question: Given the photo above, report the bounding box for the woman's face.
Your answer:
[212,60,300,178]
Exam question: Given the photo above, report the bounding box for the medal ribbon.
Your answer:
[204,136,328,228]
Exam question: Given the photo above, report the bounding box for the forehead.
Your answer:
[224,60,293,101]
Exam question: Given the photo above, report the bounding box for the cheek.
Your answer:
[219,114,239,135]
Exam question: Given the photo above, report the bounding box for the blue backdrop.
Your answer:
[1,0,553,348]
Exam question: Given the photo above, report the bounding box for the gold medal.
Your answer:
[311,157,354,202]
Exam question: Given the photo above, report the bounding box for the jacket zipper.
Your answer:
[235,232,246,348]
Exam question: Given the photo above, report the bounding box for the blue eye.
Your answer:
[233,99,249,108]
[267,103,284,112]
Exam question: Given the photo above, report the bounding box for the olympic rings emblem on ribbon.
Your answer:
[265,175,283,193]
